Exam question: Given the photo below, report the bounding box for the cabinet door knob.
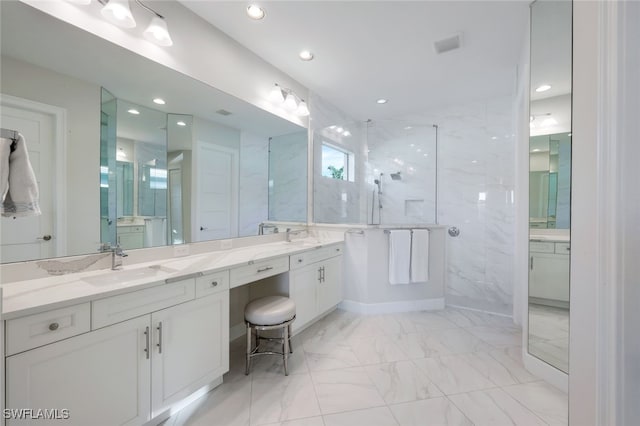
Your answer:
[298,258,303,263]
[211,281,218,287]
[48,322,59,331]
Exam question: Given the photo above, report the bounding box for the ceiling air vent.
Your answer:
[433,33,462,54]
[216,109,232,116]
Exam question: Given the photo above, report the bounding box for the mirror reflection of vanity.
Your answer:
[528,0,572,374]
[0,1,308,262]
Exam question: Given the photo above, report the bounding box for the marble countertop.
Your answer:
[1,238,343,320]
[529,229,570,242]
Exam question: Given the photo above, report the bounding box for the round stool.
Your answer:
[244,296,296,376]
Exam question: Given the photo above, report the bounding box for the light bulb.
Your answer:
[144,16,173,47]
[246,5,265,20]
[269,85,284,103]
[101,0,136,28]
[296,100,310,116]
[283,93,298,111]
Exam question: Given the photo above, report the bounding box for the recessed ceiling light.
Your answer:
[153,98,166,105]
[376,99,388,104]
[299,50,314,61]
[177,121,186,126]
[128,109,140,115]
[535,84,552,92]
[246,5,265,20]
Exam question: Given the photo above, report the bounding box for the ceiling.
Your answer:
[180,1,530,121]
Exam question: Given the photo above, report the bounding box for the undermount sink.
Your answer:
[83,267,161,285]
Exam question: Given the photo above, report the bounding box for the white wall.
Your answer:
[21,0,308,128]
[0,56,100,256]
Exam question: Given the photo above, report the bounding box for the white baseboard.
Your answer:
[445,303,514,319]
[339,298,445,315]
[523,351,568,393]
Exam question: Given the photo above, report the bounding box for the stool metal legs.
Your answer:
[244,316,295,376]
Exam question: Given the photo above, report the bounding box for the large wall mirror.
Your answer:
[0,1,308,262]
[528,0,572,373]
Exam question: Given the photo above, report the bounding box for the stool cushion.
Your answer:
[245,296,296,326]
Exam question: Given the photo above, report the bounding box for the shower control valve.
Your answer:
[448,227,460,237]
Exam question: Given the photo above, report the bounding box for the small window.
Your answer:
[322,143,354,181]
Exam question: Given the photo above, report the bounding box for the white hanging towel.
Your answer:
[1,133,41,217]
[410,229,430,282]
[388,230,411,285]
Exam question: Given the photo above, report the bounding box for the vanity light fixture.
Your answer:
[153,98,166,105]
[299,50,314,61]
[100,0,136,28]
[92,0,174,46]
[343,131,351,137]
[376,98,388,104]
[67,0,92,5]
[246,5,265,20]
[535,84,552,92]
[336,127,344,133]
[127,108,140,115]
[269,83,310,116]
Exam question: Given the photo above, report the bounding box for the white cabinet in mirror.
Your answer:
[0,1,308,264]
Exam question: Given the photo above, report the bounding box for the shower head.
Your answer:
[390,171,402,181]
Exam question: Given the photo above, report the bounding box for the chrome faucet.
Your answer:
[258,222,279,235]
[111,245,128,270]
[285,228,306,242]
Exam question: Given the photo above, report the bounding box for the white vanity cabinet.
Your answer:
[289,245,343,333]
[529,241,570,304]
[4,273,230,426]
[151,291,229,417]
[6,315,151,426]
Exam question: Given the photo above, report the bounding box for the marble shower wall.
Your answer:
[309,93,368,224]
[439,97,515,315]
[268,130,308,223]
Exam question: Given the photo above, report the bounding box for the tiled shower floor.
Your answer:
[162,308,568,426]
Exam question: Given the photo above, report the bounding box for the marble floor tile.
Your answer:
[163,379,252,426]
[488,346,539,384]
[395,332,451,359]
[389,397,473,426]
[261,417,325,426]
[437,308,516,328]
[465,325,522,348]
[323,406,400,426]
[303,339,361,372]
[311,367,386,414]
[459,352,524,387]
[349,334,409,365]
[250,373,321,426]
[413,355,496,395]
[503,381,568,426]
[365,360,442,404]
[395,311,459,333]
[448,388,547,426]
[249,345,309,378]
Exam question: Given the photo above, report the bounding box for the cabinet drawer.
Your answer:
[195,270,230,298]
[92,279,195,329]
[290,244,344,270]
[6,303,91,356]
[555,242,571,254]
[118,226,144,234]
[230,256,289,288]
[529,241,555,253]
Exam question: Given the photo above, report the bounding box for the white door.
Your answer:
[529,253,570,302]
[151,292,229,417]
[289,264,321,333]
[6,316,151,426]
[318,256,343,313]
[0,102,55,262]
[195,142,238,241]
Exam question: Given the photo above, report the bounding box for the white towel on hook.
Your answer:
[410,229,430,282]
[388,230,411,285]
[1,133,41,217]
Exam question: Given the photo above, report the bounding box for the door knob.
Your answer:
[37,235,52,241]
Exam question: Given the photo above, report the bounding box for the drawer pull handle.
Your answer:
[566,247,570,251]
[211,281,218,287]
[298,259,303,263]
[257,266,274,273]
[48,322,59,331]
